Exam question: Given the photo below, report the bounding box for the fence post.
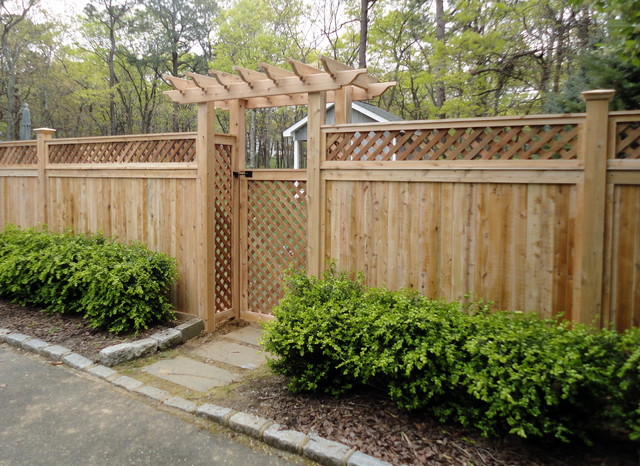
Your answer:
[573,90,614,327]
[196,102,217,331]
[33,128,55,226]
[307,91,327,277]
[230,99,247,320]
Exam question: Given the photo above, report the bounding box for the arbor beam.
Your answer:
[164,70,383,104]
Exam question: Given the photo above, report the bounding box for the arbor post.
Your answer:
[230,99,247,320]
[196,102,217,330]
[306,91,327,277]
[573,89,614,326]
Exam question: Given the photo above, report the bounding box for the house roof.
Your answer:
[283,101,402,138]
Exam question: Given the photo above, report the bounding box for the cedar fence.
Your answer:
[1,91,639,331]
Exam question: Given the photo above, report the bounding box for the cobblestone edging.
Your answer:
[0,328,391,466]
[98,319,204,366]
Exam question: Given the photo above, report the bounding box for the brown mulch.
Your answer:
[0,299,172,361]
[209,373,639,466]
[2,300,638,465]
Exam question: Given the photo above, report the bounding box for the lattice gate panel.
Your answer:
[247,180,307,315]
[214,143,233,314]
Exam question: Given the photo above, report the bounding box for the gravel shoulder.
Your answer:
[2,299,638,465]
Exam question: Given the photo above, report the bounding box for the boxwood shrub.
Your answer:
[262,265,640,443]
[0,225,178,334]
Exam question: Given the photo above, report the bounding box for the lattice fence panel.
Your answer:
[247,180,307,315]
[48,137,196,163]
[616,122,640,159]
[214,143,234,314]
[0,144,37,165]
[327,124,580,161]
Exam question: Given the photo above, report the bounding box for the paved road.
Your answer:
[0,344,295,465]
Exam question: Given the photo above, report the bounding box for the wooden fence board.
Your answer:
[325,179,577,319]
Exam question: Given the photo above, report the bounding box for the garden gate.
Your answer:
[164,57,393,329]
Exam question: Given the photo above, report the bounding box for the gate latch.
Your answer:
[233,170,253,178]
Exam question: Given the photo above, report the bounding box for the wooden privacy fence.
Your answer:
[1,90,639,331]
[0,129,308,330]
[314,92,640,330]
[0,131,233,326]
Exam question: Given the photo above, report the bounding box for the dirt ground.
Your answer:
[1,300,638,465]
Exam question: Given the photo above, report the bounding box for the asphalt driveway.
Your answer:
[0,344,296,465]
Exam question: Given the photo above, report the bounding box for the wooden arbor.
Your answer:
[164,56,394,329]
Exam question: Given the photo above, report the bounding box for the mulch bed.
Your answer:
[0,299,172,361]
[2,299,638,465]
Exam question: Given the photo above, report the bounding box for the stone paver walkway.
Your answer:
[140,325,265,392]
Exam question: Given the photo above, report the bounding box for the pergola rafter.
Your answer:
[163,55,395,110]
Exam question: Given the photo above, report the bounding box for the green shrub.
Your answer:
[262,266,367,395]
[0,225,178,333]
[615,328,640,439]
[262,266,640,443]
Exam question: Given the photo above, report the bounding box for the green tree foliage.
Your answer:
[1,0,638,138]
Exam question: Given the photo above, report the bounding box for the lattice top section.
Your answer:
[48,137,196,164]
[0,143,37,165]
[326,124,580,161]
[616,122,640,159]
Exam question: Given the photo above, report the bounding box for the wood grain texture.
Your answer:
[325,180,577,319]
[44,175,199,315]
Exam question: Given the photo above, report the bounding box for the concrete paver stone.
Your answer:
[226,325,263,346]
[143,355,239,392]
[62,352,94,371]
[303,435,355,466]
[5,332,30,347]
[39,344,72,361]
[22,337,51,353]
[263,424,309,454]
[150,328,183,350]
[192,340,267,369]
[134,384,170,402]
[86,364,118,380]
[196,403,235,424]
[348,451,393,466]
[228,412,273,438]
[164,396,197,413]
[176,319,204,341]
[112,375,144,391]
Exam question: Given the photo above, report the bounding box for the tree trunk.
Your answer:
[4,42,17,139]
[172,49,179,132]
[434,0,446,115]
[108,26,117,135]
[359,0,369,68]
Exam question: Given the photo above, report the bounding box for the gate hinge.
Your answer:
[233,170,253,178]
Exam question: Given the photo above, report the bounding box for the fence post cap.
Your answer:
[33,128,57,135]
[581,89,615,101]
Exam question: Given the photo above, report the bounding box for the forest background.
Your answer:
[1,0,639,168]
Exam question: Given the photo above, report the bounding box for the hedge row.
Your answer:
[262,266,640,443]
[0,226,178,334]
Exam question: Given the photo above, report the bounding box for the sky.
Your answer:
[43,0,87,17]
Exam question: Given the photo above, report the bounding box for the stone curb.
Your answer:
[99,318,203,367]
[0,327,391,466]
